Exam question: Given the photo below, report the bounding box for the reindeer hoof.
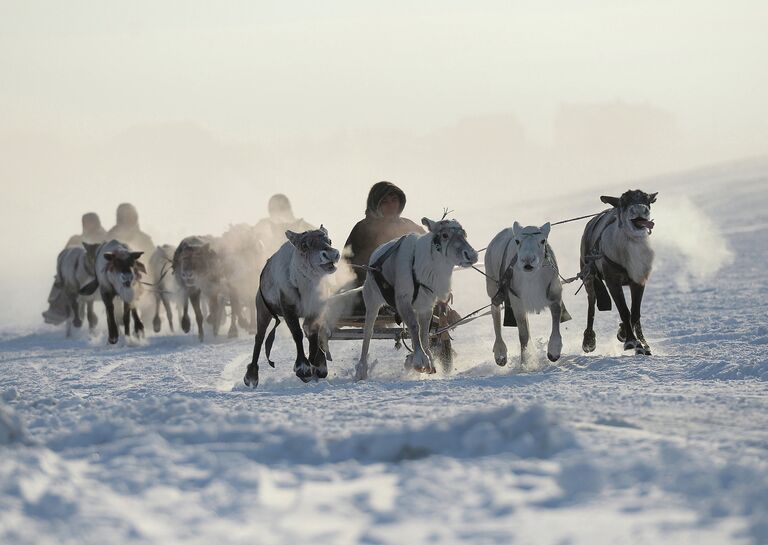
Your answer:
[243,364,259,388]
[181,316,191,333]
[635,344,652,356]
[582,330,596,352]
[547,352,560,362]
[617,323,628,343]
[108,335,118,345]
[294,360,313,383]
[73,318,83,328]
[153,316,161,333]
[313,365,328,379]
[228,329,238,339]
[624,339,642,352]
[495,355,507,366]
[354,362,368,381]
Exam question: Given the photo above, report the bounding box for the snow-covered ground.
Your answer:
[1,160,767,545]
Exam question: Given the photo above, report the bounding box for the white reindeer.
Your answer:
[149,244,178,333]
[95,239,146,344]
[244,227,340,388]
[355,218,478,380]
[485,222,571,367]
[54,243,101,336]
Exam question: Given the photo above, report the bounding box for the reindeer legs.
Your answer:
[283,307,312,383]
[583,279,597,352]
[122,302,131,337]
[547,300,563,362]
[181,294,191,333]
[102,293,119,344]
[86,300,98,331]
[491,303,508,366]
[417,309,436,373]
[244,294,272,388]
[190,291,204,342]
[629,282,650,355]
[161,292,174,332]
[356,283,382,381]
[605,277,643,354]
[131,308,144,338]
[153,294,163,333]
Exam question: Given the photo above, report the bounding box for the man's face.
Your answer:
[379,193,400,218]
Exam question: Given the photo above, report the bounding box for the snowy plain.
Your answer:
[1,159,767,545]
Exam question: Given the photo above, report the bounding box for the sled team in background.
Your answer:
[43,182,658,387]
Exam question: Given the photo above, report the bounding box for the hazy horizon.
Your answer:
[1,1,766,325]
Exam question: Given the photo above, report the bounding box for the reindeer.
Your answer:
[94,240,146,344]
[485,222,571,367]
[173,236,227,342]
[52,243,101,336]
[148,244,178,333]
[218,224,267,336]
[580,189,657,355]
[244,227,340,388]
[355,218,478,380]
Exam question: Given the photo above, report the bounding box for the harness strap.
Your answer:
[369,236,405,310]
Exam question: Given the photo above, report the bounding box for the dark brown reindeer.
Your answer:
[173,236,227,342]
[94,240,147,344]
[580,189,657,356]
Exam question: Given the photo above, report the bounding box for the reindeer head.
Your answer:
[103,250,145,302]
[176,243,220,288]
[601,189,657,238]
[422,217,478,268]
[286,226,340,275]
[512,222,551,273]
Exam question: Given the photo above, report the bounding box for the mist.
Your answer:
[1,1,766,327]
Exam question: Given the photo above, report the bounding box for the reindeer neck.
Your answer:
[289,251,322,295]
[413,234,453,298]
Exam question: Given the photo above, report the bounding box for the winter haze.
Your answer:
[1,1,767,325]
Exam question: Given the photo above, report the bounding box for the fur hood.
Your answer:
[365,182,406,217]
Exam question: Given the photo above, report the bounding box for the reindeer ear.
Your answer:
[648,192,658,203]
[600,195,620,207]
[512,222,522,236]
[135,261,147,274]
[130,251,144,261]
[421,217,437,232]
[319,224,328,235]
[286,230,301,247]
[103,252,115,261]
[540,222,551,238]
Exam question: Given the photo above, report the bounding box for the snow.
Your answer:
[1,159,768,544]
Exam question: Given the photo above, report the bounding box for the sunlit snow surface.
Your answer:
[2,161,767,544]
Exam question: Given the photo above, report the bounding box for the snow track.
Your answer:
[1,161,767,544]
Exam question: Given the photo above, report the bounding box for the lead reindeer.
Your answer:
[485,222,571,367]
[580,189,657,355]
[355,218,478,380]
[244,227,340,388]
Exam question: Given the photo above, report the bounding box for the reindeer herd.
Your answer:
[48,189,658,387]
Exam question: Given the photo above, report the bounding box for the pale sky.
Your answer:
[1,1,766,144]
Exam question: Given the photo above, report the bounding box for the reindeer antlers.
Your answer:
[441,207,454,220]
